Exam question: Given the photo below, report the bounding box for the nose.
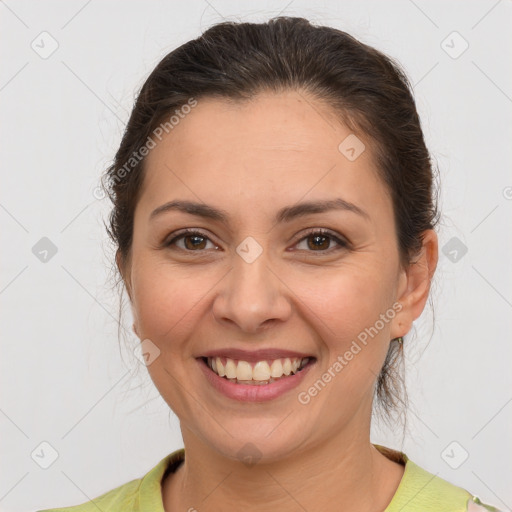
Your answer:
[212,246,292,334]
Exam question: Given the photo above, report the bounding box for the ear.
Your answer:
[116,251,140,337]
[391,229,438,339]
[116,250,133,303]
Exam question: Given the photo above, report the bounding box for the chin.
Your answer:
[200,421,309,465]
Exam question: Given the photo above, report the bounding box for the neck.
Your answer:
[163,422,404,512]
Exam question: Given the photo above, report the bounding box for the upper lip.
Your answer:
[199,348,315,363]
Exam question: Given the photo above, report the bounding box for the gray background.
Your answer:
[1,1,511,511]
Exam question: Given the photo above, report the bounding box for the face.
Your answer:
[121,90,431,463]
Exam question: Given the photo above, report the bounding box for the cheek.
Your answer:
[297,265,393,334]
[294,265,395,385]
[130,260,208,347]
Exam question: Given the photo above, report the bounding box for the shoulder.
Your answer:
[36,449,185,512]
[35,477,141,512]
[386,453,502,512]
[374,445,501,512]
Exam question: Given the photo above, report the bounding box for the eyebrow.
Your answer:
[149,197,370,225]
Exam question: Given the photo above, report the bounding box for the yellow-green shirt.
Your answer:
[37,445,501,511]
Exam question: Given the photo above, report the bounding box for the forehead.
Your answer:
[137,90,391,226]
[148,91,358,164]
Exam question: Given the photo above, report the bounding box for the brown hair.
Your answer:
[101,16,440,425]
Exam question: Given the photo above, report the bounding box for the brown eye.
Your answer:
[165,230,217,251]
[294,229,348,253]
[183,234,208,250]
[307,233,330,250]
[164,228,348,255]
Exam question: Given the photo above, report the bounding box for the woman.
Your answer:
[39,16,500,512]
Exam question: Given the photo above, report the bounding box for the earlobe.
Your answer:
[392,229,438,338]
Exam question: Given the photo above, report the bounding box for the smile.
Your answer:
[197,356,317,402]
[203,356,312,385]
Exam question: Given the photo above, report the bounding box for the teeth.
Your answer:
[270,359,284,378]
[206,356,311,382]
[225,359,237,379]
[282,358,292,376]
[216,359,225,377]
[253,361,271,380]
[236,360,252,381]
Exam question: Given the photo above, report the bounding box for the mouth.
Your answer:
[198,355,316,386]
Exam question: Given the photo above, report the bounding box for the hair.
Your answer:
[101,16,440,428]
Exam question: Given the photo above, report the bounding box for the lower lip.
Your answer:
[197,357,316,402]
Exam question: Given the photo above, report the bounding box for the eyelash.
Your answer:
[164,228,349,255]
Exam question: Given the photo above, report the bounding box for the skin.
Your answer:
[118,90,438,511]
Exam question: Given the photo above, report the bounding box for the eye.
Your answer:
[293,228,349,253]
[164,228,349,254]
[165,229,218,252]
